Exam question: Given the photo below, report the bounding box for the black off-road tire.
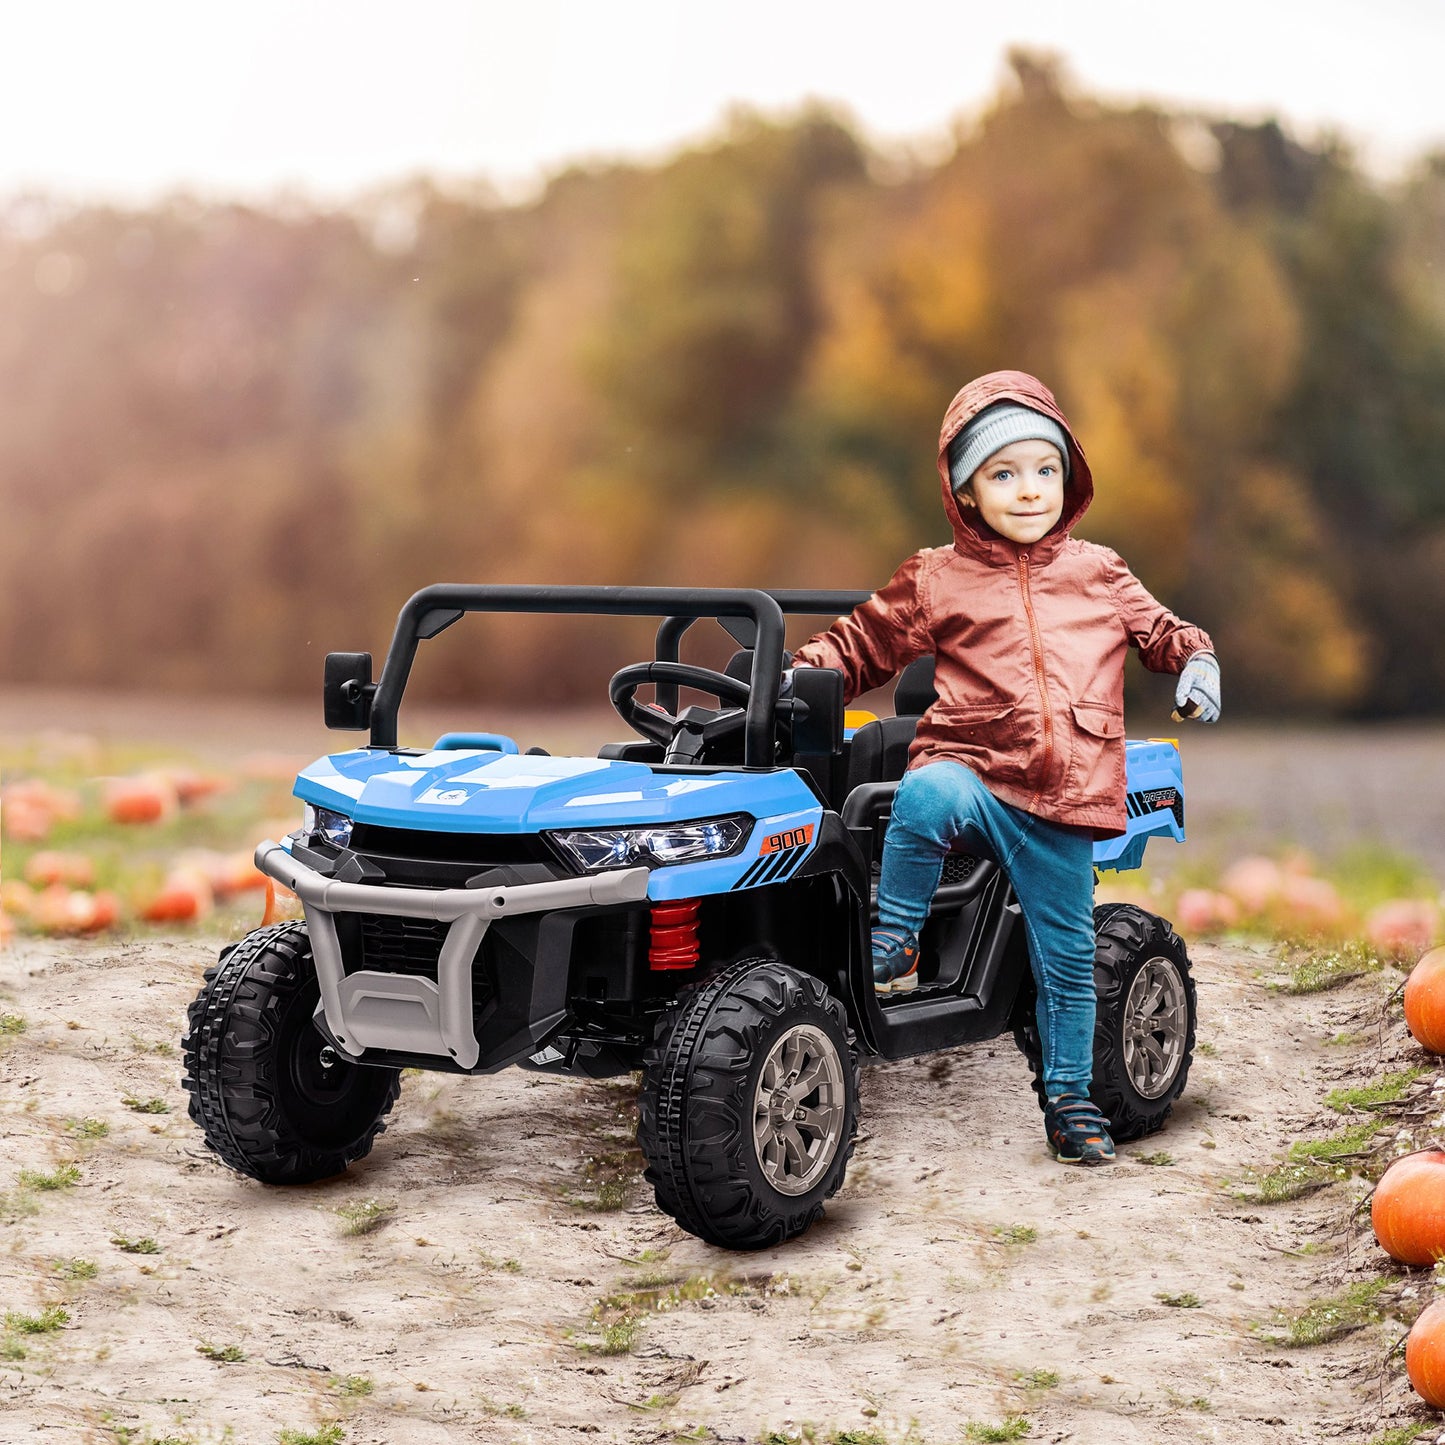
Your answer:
[182,921,402,1184]
[637,958,860,1251]
[1014,904,1196,1142]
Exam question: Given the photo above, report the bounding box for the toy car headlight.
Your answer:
[549,816,750,872]
[303,804,354,849]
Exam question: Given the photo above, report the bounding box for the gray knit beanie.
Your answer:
[947,403,1071,495]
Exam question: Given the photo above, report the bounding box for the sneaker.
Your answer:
[872,927,920,994]
[1044,1095,1116,1165]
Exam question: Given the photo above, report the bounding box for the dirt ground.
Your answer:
[0,930,1409,1445]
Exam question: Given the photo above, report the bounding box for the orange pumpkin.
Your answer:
[24,850,95,889]
[1373,1150,1445,1265]
[139,869,213,925]
[104,775,178,826]
[1405,947,1445,1053]
[1408,1300,1445,1406]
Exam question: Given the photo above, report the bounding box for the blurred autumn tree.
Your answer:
[2,53,1442,716]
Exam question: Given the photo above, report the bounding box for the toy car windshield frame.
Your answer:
[367,585,868,766]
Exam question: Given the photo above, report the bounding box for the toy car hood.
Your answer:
[293,746,807,833]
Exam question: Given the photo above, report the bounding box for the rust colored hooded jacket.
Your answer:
[792,371,1213,838]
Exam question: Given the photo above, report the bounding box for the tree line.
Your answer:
[3,53,1444,717]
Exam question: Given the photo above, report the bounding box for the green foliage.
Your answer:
[66,1117,110,1139]
[278,1427,344,1445]
[5,1305,69,1334]
[1282,941,1385,994]
[122,1096,170,1114]
[53,1257,98,1280]
[1327,1068,1425,1113]
[1156,1291,1202,1309]
[111,1235,161,1254]
[1367,1424,1430,1445]
[1136,1151,1175,1166]
[334,1375,372,1397]
[17,1163,80,1191]
[1274,1278,1387,1346]
[1232,1162,1338,1204]
[1288,1121,1380,1163]
[1015,1369,1059,1389]
[965,1419,1031,1442]
[0,1014,25,1036]
[992,1225,1038,1245]
[197,1342,246,1362]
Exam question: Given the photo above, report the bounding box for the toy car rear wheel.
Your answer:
[183,921,401,1184]
[1014,904,1196,1142]
[637,957,859,1250]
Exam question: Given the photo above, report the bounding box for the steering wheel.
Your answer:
[609,662,756,748]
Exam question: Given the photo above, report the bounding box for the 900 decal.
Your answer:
[760,824,814,855]
[733,823,816,889]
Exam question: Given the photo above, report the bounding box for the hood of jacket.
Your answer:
[936,371,1094,562]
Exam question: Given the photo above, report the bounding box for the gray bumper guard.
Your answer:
[254,840,650,1069]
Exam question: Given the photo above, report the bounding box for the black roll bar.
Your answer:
[369,585,795,767]
[652,590,872,714]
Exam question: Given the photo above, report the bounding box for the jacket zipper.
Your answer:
[1018,551,1053,807]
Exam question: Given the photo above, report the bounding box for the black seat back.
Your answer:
[844,655,937,793]
[725,649,844,799]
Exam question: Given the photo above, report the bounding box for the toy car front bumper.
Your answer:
[254,839,650,1070]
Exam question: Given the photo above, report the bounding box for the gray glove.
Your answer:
[1173,652,1220,723]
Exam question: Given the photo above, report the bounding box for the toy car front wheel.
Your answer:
[1014,904,1196,1142]
[183,921,402,1184]
[637,958,859,1250]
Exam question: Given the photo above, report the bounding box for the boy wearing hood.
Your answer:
[791,371,1219,1166]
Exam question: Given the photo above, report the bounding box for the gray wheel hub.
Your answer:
[1122,955,1188,1100]
[751,1023,846,1196]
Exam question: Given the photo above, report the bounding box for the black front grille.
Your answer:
[356,914,449,976]
[348,823,558,868]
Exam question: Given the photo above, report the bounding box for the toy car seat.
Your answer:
[843,656,937,793]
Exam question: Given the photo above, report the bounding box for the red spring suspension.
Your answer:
[648,898,701,970]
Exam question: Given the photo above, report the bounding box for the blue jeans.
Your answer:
[877,761,1097,1097]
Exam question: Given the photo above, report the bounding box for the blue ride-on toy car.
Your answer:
[183,585,1197,1249]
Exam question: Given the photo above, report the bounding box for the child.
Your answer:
[790,371,1219,1166]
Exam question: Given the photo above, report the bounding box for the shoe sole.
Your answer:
[1049,1147,1115,1166]
[873,972,919,995]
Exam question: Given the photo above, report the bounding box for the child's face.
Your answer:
[959,440,1066,545]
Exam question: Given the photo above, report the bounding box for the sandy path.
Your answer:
[0,934,1397,1444]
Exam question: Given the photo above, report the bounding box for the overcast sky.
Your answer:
[4,0,1441,204]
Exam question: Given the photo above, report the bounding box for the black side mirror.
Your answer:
[324,652,375,730]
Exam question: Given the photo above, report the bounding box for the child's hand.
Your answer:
[1172,652,1220,723]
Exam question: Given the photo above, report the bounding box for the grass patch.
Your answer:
[197,1342,246,1363]
[965,1419,1031,1442]
[1281,940,1385,995]
[335,1198,394,1237]
[1015,1369,1059,1390]
[17,1162,80,1191]
[111,1235,161,1254]
[334,1375,373,1397]
[121,1095,170,1114]
[586,1315,641,1356]
[1366,1426,1430,1445]
[0,1336,25,1361]
[1275,1278,1388,1347]
[65,1117,110,1139]
[278,1426,344,1445]
[1156,1291,1202,1309]
[4,1305,69,1334]
[53,1257,98,1280]
[1232,1161,1339,1204]
[1135,1151,1174,1166]
[1288,1120,1380,1164]
[992,1225,1037,1246]
[1327,1068,1426,1114]
[0,1013,26,1036]
[477,1252,522,1273]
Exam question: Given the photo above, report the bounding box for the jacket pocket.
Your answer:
[918,702,1027,786]
[1066,699,1125,800]
[1069,700,1124,740]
